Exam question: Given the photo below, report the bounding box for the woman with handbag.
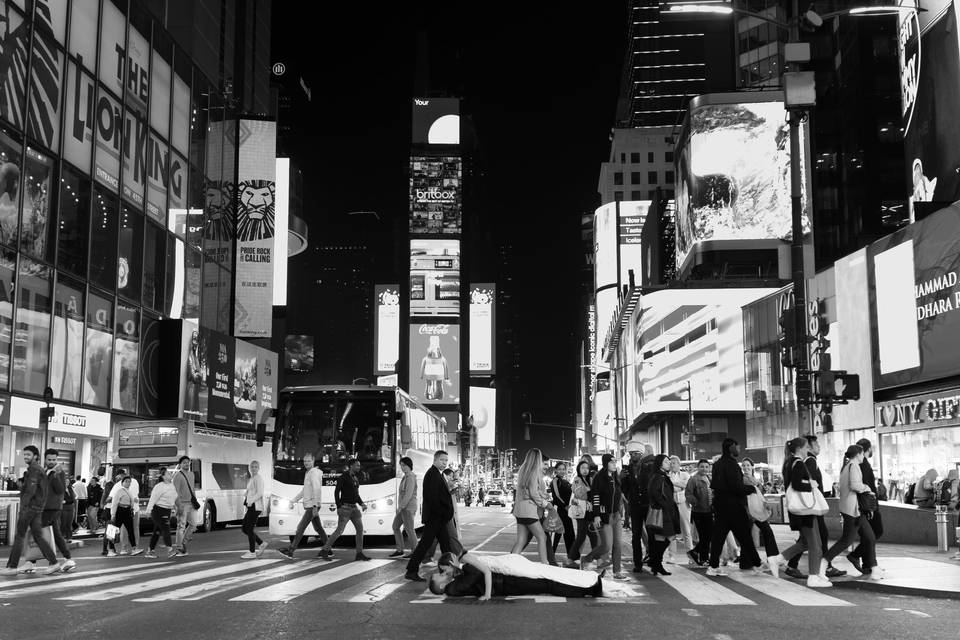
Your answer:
[741,458,779,562]
[767,437,831,587]
[510,448,555,564]
[109,476,141,556]
[646,454,681,576]
[579,454,626,579]
[566,460,598,565]
[145,467,181,559]
[550,462,575,559]
[822,445,879,579]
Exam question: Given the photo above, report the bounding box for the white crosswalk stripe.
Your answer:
[655,565,757,605]
[229,559,394,602]
[133,560,318,602]
[0,562,159,588]
[57,561,279,601]
[0,562,207,599]
[327,571,408,602]
[724,570,854,607]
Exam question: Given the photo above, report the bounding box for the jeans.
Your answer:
[60,503,76,540]
[85,505,100,531]
[290,506,327,551]
[780,523,822,576]
[788,515,828,569]
[41,510,72,560]
[551,506,575,556]
[581,512,622,574]
[323,505,364,554]
[175,503,197,551]
[752,518,779,557]
[825,513,876,569]
[568,517,598,562]
[629,503,648,567]
[5,508,56,567]
[114,506,137,550]
[392,509,418,552]
[242,506,264,553]
[709,505,761,570]
[150,506,173,550]
[690,511,713,563]
[406,517,452,574]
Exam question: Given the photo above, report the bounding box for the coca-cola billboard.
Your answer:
[408,323,460,406]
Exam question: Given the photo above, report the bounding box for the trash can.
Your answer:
[935,505,949,552]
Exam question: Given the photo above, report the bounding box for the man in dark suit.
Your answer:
[405,451,453,581]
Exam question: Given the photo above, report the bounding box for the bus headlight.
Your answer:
[368,502,377,511]
[271,495,296,511]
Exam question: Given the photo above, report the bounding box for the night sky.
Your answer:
[274,2,625,452]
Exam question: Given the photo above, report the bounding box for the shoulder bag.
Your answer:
[857,491,878,514]
[181,471,201,510]
[785,460,829,516]
[644,506,663,532]
[746,490,771,522]
[567,496,586,520]
[542,507,564,534]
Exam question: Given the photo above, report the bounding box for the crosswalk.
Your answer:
[0,554,860,608]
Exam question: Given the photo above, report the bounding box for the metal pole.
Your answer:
[789,107,808,436]
[687,380,694,460]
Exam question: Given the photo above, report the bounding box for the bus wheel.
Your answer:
[200,502,217,532]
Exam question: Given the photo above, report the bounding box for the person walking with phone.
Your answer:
[241,461,267,559]
[318,458,370,562]
[145,467,180,559]
[173,456,199,556]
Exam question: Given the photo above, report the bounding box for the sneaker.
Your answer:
[0,567,17,577]
[389,550,405,558]
[767,554,783,579]
[240,552,258,559]
[706,567,728,577]
[783,566,806,580]
[278,547,294,560]
[19,561,36,574]
[421,560,435,567]
[256,541,269,558]
[355,553,371,562]
[825,566,847,578]
[167,549,182,559]
[60,559,77,573]
[106,551,117,557]
[951,552,960,560]
[42,563,63,575]
[118,549,130,556]
[144,551,157,559]
[401,554,414,559]
[867,571,884,581]
[178,548,189,557]
[686,551,700,566]
[611,572,628,580]
[130,548,144,557]
[807,574,833,588]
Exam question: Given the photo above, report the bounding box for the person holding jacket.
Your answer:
[685,459,713,566]
[391,456,419,557]
[646,454,682,575]
[1,446,58,576]
[405,450,454,581]
[579,453,625,579]
[707,438,762,577]
[822,445,879,579]
[509,448,554,565]
[566,460,598,566]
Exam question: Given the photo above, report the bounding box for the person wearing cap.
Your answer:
[621,442,655,573]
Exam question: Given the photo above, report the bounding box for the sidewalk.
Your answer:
[769,524,960,600]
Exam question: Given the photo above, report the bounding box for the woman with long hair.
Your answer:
[646,454,681,575]
[741,457,779,563]
[566,459,598,566]
[510,448,554,564]
[579,453,626,579]
[549,462,575,560]
[767,437,831,587]
[822,445,879,578]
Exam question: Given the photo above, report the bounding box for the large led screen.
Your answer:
[469,284,495,373]
[410,156,462,235]
[409,323,460,406]
[899,1,960,208]
[868,201,960,390]
[675,97,810,270]
[284,335,314,372]
[470,386,496,448]
[234,119,277,337]
[412,98,460,145]
[619,201,649,287]
[633,288,775,415]
[410,239,460,317]
[374,285,401,375]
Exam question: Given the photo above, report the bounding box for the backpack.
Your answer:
[936,479,954,505]
[903,482,916,505]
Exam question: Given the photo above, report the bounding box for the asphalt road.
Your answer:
[0,506,956,640]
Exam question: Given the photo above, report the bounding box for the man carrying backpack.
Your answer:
[621,442,655,573]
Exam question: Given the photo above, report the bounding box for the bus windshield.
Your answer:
[274,393,395,486]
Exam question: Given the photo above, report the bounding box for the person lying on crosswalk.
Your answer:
[429,551,603,600]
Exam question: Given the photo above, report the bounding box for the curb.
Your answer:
[832,578,960,600]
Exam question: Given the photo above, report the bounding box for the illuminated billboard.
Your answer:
[470,386,496,448]
[469,284,496,373]
[633,288,775,415]
[233,119,277,337]
[408,323,460,406]
[675,95,810,270]
[410,156,462,235]
[374,285,401,375]
[899,1,960,210]
[274,158,291,306]
[284,335,314,373]
[619,201,649,287]
[868,201,960,391]
[410,239,460,317]
[412,97,460,145]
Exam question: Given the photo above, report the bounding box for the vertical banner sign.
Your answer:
[206,330,236,426]
[233,339,258,428]
[234,120,277,337]
[180,321,208,421]
[375,285,400,375]
[256,347,278,423]
[469,386,496,448]
[469,284,496,373]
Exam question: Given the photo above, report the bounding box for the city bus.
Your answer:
[112,419,273,532]
[267,385,446,539]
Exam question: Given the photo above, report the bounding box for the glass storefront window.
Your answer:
[142,221,164,311]
[0,5,28,132]
[0,128,23,249]
[117,207,143,302]
[0,249,15,388]
[19,146,55,262]
[69,0,99,73]
[50,276,84,402]
[12,257,52,394]
[83,291,113,407]
[880,427,960,503]
[27,25,64,152]
[89,187,118,291]
[57,167,90,277]
[112,304,138,412]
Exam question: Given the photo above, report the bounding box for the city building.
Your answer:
[598,127,676,207]
[0,0,276,480]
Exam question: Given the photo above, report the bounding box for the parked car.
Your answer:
[484,489,508,507]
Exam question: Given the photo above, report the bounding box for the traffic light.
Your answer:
[814,371,860,401]
[779,306,797,368]
[796,374,812,405]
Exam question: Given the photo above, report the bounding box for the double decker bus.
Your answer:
[268,385,446,539]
